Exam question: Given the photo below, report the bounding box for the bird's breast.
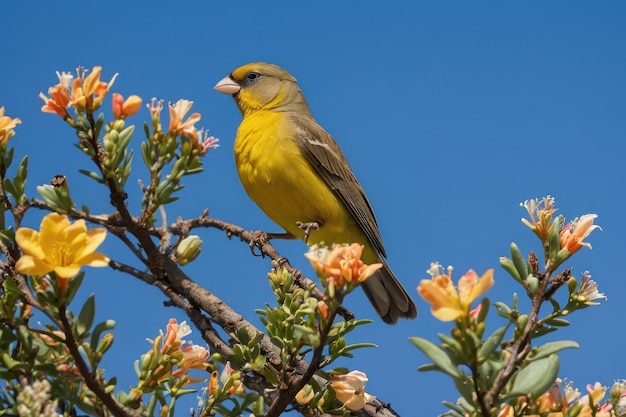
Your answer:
[233,111,351,240]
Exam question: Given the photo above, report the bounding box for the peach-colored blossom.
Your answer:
[71,66,117,112]
[560,214,601,254]
[520,196,557,241]
[330,370,368,411]
[112,93,142,119]
[168,99,201,139]
[305,243,382,290]
[418,268,494,321]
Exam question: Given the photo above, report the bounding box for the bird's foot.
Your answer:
[248,230,271,257]
[296,221,321,244]
[248,230,296,256]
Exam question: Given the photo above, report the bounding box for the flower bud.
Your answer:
[516,314,529,331]
[176,235,203,265]
[526,275,539,295]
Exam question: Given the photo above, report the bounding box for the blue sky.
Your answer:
[3,2,625,416]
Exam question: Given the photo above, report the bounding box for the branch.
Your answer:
[58,305,142,417]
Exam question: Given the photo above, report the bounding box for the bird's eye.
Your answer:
[245,72,260,84]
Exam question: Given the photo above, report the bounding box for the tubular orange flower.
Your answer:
[560,214,601,254]
[14,212,109,293]
[71,66,117,112]
[305,243,382,290]
[418,267,494,321]
[168,99,201,139]
[112,93,142,119]
[39,85,71,118]
[0,106,21,145]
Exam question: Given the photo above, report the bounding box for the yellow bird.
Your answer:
[214,62,417,324]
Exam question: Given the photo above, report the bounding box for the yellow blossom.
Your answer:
[305,243,382,290]
[0,106,21,145]
[15,213,109,293]
[330,370,368,412]
[560,214,601,254]
[112,93,142,119]
[418,268,494,321]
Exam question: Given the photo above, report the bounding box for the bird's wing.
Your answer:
[291,114,387,258]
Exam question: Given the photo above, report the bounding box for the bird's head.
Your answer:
[214,62,310,116]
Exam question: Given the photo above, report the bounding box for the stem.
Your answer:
[481,272,551,414]
[58,305,141,417]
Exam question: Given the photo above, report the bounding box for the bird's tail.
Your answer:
[360,259,417,324]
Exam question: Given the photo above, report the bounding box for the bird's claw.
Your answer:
[296,221,321,244]
[248,230,271,257]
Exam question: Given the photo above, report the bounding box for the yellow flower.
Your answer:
[560,214,601,254]
[330,370,369,412]
[168,99,201,140]
[112,93,142,119]
[15,213,109,293]
[305,243,382,289]
[418,268,494,321]
[0,106,21,145]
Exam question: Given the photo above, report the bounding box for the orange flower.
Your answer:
[0,106,21,145]
[560,214,601,254]
[418,266,494,321]
[39,86,71,118]
[172,345,210,377]
[305,243,382,290]
[112,93,142,119]
[71,66,117,112]
[168,99,201,139]
[15,212,109,294]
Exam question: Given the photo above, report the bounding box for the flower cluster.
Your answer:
[305,243,381,296]
[498,380,626,417]
[128,319,210,404]
[15,379,60,417]
[417,263,494,322]
[39,66,120,118]
[520,196,601,261]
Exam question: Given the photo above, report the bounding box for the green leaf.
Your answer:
[453,373,475,405]
[499,256,522,283]
[544,317,570,327]
[478,325,508,361]
[510,242,529,285]
[531,340,579,361]
[509,354,559,400]
[90,319,116,352]
[409,337,460,378]
[76,294,96,337]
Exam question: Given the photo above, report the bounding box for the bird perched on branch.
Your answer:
[214,62,417,324]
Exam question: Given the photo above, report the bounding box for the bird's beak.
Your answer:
[214,76,241,95]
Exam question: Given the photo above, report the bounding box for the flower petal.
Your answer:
[15,228,45,259]
[15,255,53,276]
